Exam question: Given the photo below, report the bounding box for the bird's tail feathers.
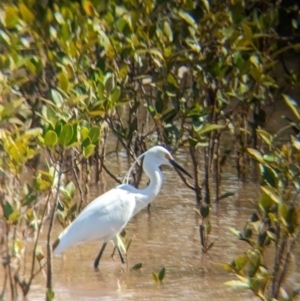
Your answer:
[52,237,60,254]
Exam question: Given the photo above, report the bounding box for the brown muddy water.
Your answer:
[2,101,300,300]
[23,147,299,301]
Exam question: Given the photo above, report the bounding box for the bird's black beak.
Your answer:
[169,159,192,178]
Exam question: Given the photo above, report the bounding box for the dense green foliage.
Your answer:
[0,0,299,300]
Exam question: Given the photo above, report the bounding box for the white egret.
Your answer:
[53,145,192,267]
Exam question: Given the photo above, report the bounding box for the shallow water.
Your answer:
[24,149,295,301]
[2,101,300,300]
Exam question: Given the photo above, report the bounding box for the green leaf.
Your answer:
[259,192,274,213]
[152,271,159,282]
[46,288,55,301]
[104,73,115,94]
[58,71,69,92]
[218,191,235,200]
[200,204,209,218]
[110,86,121,103]
[267,230,277,242]
[35,245,44,262]
[224,280,249,288]
[44,130,58,147]
[229,227,242,238]
[81,127,89,140]
[158,267,166,281]
[51,89,63,107]
[260,186,282,204]
[250,213,259,222]
[0,30,10,46]
[248,250,260,277]
[249,278,261,294]
[285,206,298,234]
[263,153,278,163]
[89,126,101,144]
[19,3,35,23]
[233,255,249,271]
[163,21,173,42]
[21,194,37,206]
[58,124,73,147]
[242,23,252,40]
[65,181,76,199]
[83,144,95,158]
[247,148,264,164]
[178,10,197,29]
[116,234,127,255]
[131,263,143,270]
[194,123,224,135]
[201,0,210,12]
[260,164,277,188]
[4,202,13,220]
[4,6,19,28]
[137,49,164,62]
[257,129,272,146]
[283,94,300,120]
[9,210,21,224]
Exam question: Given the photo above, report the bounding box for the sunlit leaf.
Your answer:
[0,30,10,46]
[178,10,197,29]
[4,5,19,28]
[83,144,95,158]
[89,126,101,144]
[110,86,121,103]
[248,250,261,277]
[247,148,264,164]
[51,89,63,107]
[82,0,96,16]
[116,234,127,255]
[44,130,58,147]
[259,192,274,213]
[152,271,159,282]
[229,227,242,238]
[260,164,277,188]
[201,0,210,11]
[35,245,44,262]
[19,3,35,23]
[267,230,277,242]
[224,280,249,288]
[283,94,300,120]
[260,186,282,204]
[9,210,21,224]
[58,124,73,147]
[194,123,224,135]
[58,71,69,92]
[137,49,164,62]
[233,255,249,271]
[163,21,173,42]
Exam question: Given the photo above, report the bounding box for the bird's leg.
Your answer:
[94,242,107,268]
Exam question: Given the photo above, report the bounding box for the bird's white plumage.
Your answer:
[53,145,191,263]
[54,187,137,255]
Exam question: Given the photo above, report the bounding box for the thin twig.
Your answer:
[46,155,63,300]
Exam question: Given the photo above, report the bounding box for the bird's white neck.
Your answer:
[141,160,163,204]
